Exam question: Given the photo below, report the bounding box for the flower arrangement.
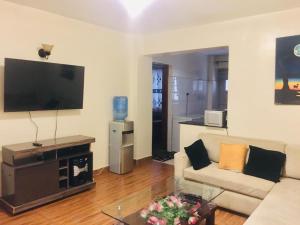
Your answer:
[140,195,202,225]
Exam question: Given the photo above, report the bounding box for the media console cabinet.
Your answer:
[0,135,96,215]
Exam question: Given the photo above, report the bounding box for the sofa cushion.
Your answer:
[244,146,286,183]
[284,145,300,179]
[184,139,211,170]
[198,133,285,162]
[184,163,275,199]
[213,190,261,216]
[244,178,300,225]
[219,143,248,172]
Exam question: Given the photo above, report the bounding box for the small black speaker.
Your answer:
[69,154,92,186]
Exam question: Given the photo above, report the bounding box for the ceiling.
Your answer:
[5,0,300,33]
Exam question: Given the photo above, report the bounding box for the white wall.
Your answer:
[0,1,132,171]
[1,1,300,172]
[180,124,227,154]
[125,33,153,160]
[135,8,300,146]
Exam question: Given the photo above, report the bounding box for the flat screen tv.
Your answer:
[4,58,84,112]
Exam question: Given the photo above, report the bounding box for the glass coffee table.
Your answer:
[102,178,224,225]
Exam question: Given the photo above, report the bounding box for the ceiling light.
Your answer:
[119,0,155,18]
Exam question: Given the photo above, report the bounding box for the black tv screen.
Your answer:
[4,58,84,112]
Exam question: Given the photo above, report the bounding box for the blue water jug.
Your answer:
[113,96,128,121]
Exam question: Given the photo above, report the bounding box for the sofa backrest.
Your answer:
[198,133,286,163]
[284,145,300,179]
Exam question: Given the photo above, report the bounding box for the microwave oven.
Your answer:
[204,110,227,128]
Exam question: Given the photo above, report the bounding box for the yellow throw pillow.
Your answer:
[219,143,248,172]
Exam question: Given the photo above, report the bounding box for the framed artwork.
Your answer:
[275,35,300,105]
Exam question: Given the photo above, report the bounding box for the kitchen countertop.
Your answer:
[179,118,227,128]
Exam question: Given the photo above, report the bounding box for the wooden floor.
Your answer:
[0,160,247,225]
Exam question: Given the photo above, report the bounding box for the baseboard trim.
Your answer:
[93,156,153,175]
[134,156,152,166]
[93,166,109,176]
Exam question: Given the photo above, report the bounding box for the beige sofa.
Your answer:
[174,133,300,225]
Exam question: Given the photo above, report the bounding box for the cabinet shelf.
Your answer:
[59,176,68,181]
[59,166,68,170]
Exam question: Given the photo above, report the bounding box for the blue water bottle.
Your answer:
[113,96,128,121]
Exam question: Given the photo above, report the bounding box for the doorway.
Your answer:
[152,63,172,161]
[152,47,228,154]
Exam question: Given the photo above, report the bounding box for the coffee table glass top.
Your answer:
[102,178,224,225]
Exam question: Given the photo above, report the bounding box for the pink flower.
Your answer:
[169,195,185,208]
[188,216,198,225]
[140,209,149,219]
[166,200,175,208]
[176,201,183,208]
[156,202,164,212]
[170,195,179,203]
[190,202,201,213]
[195,202,201,208]
[158,219,167,225]
[174,217,181,225]
[147,216,159,224]
[148,203,156,211]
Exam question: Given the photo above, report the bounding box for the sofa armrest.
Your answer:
[174,152,191,179]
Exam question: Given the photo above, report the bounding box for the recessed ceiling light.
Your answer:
[119,0,155,18]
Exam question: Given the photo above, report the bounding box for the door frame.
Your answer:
[152,63,169,151]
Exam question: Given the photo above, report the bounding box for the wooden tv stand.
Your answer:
[0,135,96,215]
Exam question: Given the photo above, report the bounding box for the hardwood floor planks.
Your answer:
[0,160,247,225]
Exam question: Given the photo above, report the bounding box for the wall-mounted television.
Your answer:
[4,58,85,112]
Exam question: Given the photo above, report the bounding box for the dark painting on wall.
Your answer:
[275,35,300,105]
